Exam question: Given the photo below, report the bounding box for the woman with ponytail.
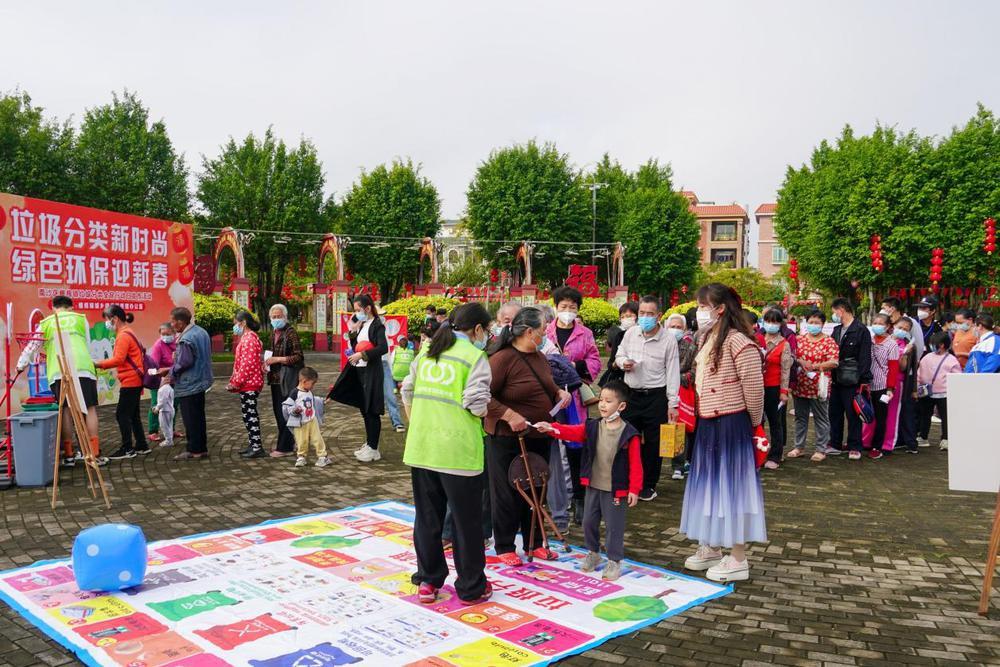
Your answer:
[96,305,150,459]
[680,284,766,582]
[400,303,494,605]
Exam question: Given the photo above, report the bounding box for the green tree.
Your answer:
[466,141,590,283]
[0,90,76,201]
[73,90,189,219]
[441,254,487,286]
[197,128,326,315]
[338,159,441,302]
[695,265,784,305]
[616,160,701,296]
[585,152,634,247]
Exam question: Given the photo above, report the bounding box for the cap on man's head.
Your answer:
[916,295,939,309]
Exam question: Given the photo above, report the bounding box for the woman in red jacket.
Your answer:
[227,311,265,458]
[95,305,149,460]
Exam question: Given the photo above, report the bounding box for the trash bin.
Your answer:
[9,410,59,487]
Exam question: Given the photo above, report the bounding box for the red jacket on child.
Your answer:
[549,419,642,499]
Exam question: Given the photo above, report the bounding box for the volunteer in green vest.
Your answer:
[400,302,493,606]
[16,295,106,467]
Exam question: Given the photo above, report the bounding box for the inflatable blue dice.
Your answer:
[72,524,147,592]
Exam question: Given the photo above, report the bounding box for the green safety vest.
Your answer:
[403,337,486,472]
[38,311,97,384]
[392,347,415,381]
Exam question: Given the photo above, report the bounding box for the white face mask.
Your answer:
[604,410,621,423]
[557,311,576,326]
[620,317,636,330]
[160,334,174,344]
[917,309,930,320]
[696,308,715,330]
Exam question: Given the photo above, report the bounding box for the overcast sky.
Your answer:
[5,1,1000,264]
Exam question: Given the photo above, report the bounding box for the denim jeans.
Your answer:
[381,359,403,428]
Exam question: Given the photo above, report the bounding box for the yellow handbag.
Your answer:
[659,423,686,458]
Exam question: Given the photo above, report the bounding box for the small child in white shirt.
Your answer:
[153,382,175,448]
[281,367,329,467]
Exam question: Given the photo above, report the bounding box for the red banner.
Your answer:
[0,193,194,405]
[338,314,408,371]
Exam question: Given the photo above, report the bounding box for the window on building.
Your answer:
[711,249,737,266]
[712,222,737,242]
[771,245,788,265]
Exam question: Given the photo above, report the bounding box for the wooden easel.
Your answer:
[980,486,1000,616]
[49,313,110,509]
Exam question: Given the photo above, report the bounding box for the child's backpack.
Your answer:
[392,346,415,382]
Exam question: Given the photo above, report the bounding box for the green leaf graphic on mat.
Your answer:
[148,591,239,622]
[291,535,362,549]
[593,594,668,622]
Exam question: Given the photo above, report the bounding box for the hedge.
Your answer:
[193,293,245,337]
[383,296,462,333]
[662,300,761,323]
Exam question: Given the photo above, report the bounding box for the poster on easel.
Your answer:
[0,193,195,407]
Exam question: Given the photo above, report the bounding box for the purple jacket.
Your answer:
[150,338,177,371]
[546,320,601,418]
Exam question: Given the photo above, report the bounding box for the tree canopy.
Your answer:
[74,91,190,220]
[197,128,326,314]
[0,90,75,202]
[775,106,1000,300]
[466,141,591,284]
[338,159,441,302]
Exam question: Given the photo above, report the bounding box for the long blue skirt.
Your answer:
[679,412,767,547]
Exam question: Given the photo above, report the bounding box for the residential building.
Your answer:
[438,219,473,270]
[683,191,749,268]
[755,203,787,278]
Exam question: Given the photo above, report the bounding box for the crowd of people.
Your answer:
[15,286,1000,599]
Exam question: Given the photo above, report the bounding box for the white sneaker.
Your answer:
[354,442,369,455]
[294,457,307,467]
[394,425,406,433]
[706,555,750,582]
[917,437,930,448]
[671,469,684,480]
[939,439,948,451]
[355,445,382,462]
[684,545,723,571]
[580,551,601,573]
[315,456,331,467]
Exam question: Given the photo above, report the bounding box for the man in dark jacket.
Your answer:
[828,298,873,459]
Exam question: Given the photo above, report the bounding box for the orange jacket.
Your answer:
[95,326,145,388]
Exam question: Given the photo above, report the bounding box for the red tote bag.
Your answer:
[677,384,697,433]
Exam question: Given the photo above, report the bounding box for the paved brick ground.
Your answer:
[1,353,998,666]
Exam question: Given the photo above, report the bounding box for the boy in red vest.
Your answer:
[535,380,642,581]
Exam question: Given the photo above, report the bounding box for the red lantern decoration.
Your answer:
[984,218,997,255]
[489,268,499,284]
[929,247,944,284]
[869,235,883,272]
[788,258,799,282]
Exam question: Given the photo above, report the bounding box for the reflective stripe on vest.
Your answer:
[403,338,485,471]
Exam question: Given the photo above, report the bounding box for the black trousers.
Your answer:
[763,386,785,462]
[918,397,948,441]
[621,388,667,493]
[870,389,889,452]
[564,446,585,501]
[829,383,862,452]
[898,393,918,451]
[116,387,147,452]
[178,391,208,454]
[411,467,487,600]
[270,384,295,452]
[362,411,382,450]
[487,435,550,555]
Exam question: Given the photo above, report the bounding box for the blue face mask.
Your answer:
[270,318,286,329]
[638,316,658,332]
[232,324,242,335]
[473,336,488,351]
[806,323,823,335]
[871,324,887,336]
[355,311,368,322]
[669,328,684,341]
[893,328,911,340]
[763,323,781,335]
[831,313,842,324]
